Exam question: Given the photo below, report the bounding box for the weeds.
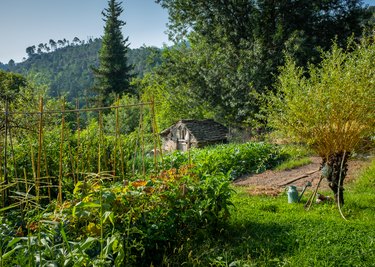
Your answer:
[275,157,312,171]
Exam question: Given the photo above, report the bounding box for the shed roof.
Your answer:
[160,119,228,142]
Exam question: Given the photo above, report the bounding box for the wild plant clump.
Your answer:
[0,169,233,266]
[161,142,287,180]
[270,35,375,204]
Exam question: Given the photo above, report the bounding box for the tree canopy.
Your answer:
[153,0,370,126]
[0,40,162,104]
[0,70,27,102]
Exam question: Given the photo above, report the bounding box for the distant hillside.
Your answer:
[0,38,162,101]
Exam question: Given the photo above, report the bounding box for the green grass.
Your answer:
[274,144,313,171]
[163,158,375,266]
[274,157,312,171]
[353,158,375,193]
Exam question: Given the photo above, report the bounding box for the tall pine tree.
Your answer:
[93,0,133,106]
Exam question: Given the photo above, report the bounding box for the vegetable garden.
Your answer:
[0,96,290,266]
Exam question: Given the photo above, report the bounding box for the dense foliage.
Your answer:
[0,39,161,102]
[0,171,233,266]
[150,0,371,126]
[160,142,288,180]
[0,70,27,101]
[2,133,293,265]
[269,36,375,203]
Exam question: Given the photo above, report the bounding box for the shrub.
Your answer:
[161,142,287,180]
[269,36,375,204]
[0,169,233,266]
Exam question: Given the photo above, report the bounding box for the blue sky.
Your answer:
[0,0,171,63]
[0,0,374,63]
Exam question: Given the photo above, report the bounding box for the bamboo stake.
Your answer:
[75,98,81,184]
[102,112,108,172]
[139,105,145,175]
[150,98,158,172]
[98,111,102,174]
[30,141,36,184]
[58,98,65,204]
[150,96,163,171]
[9,127,19,191]
[3,98,9,206]
[43,149,51,201]
[155,117,163,167]
[23,168,28,211]
[36,97,43,203]
[85,119,91,178]
[114,96,119,177]
[132,127,139,177]
[305,175,324,211]
[119,123,125,179]
[68,143,76,184]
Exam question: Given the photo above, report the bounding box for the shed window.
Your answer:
[180,128,186,140]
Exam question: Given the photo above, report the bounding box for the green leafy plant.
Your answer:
[161,142,287,180]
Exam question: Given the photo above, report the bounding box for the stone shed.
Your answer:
[160,119,229,152]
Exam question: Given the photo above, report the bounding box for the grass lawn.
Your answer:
[168,159,375,267]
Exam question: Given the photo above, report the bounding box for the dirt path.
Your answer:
[233,157,370,196]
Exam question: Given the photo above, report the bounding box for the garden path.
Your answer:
[233,156,370,196]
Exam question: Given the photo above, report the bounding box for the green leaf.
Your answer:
[102,211,115,227]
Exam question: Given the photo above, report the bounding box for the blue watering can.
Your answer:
[287,181,312,203]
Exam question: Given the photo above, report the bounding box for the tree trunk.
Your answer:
[321,152,350,206]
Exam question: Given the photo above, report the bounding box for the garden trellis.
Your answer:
[0,96,163,208]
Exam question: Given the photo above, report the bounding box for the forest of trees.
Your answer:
[150,0,373,128]
[0,38,162,102]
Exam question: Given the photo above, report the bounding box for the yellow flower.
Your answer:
[87,222,101,236]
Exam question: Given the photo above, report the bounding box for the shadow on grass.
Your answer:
[180,219,295,266]
[220,220,293,260]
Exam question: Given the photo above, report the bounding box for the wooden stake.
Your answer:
[114,96,119,177]
[58,98,65,204]
[36,97,43,203]
[76,98,81,184]
[150,96,163,171]
[9,128,18,187]
[30,140,36,183]
[43,149,51,201]
[68,143,76,184]
[98,111,102,174]
[3,98,9,206]
[140,105,145,175]
[150,98,158,172]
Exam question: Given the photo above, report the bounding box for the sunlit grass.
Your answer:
[164,159,375,266]
[274,157,312,171]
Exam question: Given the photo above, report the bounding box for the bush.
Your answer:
[161,142,287,180]
[0,169,233,266]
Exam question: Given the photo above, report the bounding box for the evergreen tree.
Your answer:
[93,0,133,106]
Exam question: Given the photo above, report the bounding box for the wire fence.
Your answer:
[0,96,163,209]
